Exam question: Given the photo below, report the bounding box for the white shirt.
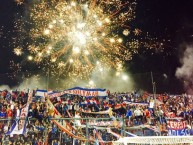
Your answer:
[74,114,81,126]
[16,109,20,117]
[57,97,61,102]
[11,104,14,110]
[68,105,72,110]
[75,104,79,111]
[134,109,141,116]
[4,125,8,132]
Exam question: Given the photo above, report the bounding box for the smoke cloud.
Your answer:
[0,76,47,91]
[90,67,135,92]
[175,45,193,94]
[0,85,11,91]
[13,76,47,91]
[50,67,135,92]
[1,67,135,92]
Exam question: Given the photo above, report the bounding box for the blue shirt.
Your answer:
[52,127,57,133]
[126,109,132,117]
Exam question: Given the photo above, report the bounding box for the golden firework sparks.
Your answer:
[13,0,165,84]
[13,47,23,56]
[30,1,134,74]
[133,28,142,36]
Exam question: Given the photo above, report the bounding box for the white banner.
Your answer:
[48,87,108,98]
[6,93,32,135]
[89,121,122,127]
[124,101,149,106]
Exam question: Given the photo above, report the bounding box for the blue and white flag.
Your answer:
[36,89,54,97]
[6,93,32,135]
[48,91,64,99]
[35,89,53,101]
[48,87,108,98]
[36,89,47,97]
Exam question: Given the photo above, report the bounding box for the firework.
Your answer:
[10,61,22,78]
[13,47,23,56]
[14,0,164,86]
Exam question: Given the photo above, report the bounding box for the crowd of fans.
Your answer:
[0,89,193,145]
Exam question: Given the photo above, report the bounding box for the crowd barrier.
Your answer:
[0,117,159,145]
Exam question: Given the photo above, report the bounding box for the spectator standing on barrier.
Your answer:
[125,107,132,126]
[15,106,20,119]
[134,107,142,125]
[155,106,164,124]
[74,111,83,135]
[144,108,151,125]
[7,105,13,127]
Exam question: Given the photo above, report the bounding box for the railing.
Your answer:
[113,136,193,145]
[0,117,159,145]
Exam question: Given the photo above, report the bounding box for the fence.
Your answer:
[0,117,160,145]
[113,136,193,145]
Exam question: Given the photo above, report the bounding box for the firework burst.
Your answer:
[13,0,164,86]
[13,47,23,56]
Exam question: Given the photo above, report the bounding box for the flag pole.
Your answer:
[151,72,156,107]
[47,67,50,90]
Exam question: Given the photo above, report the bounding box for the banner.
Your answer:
[167,120,190,136]
[6,93,32,135]
[89,121,122,127]
[124,101,149,106]
[81,109,109,114]
[48,87,108,98]
[48,91,65,99]
[113,103,126,110]
[66,87,107,97]
[36,90,53,100]
[35,89,47,97]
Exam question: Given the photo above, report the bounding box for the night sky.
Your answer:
[0,0,193,93]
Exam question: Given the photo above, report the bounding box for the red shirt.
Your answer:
[7,109,13,117]
[145,110,151,118]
